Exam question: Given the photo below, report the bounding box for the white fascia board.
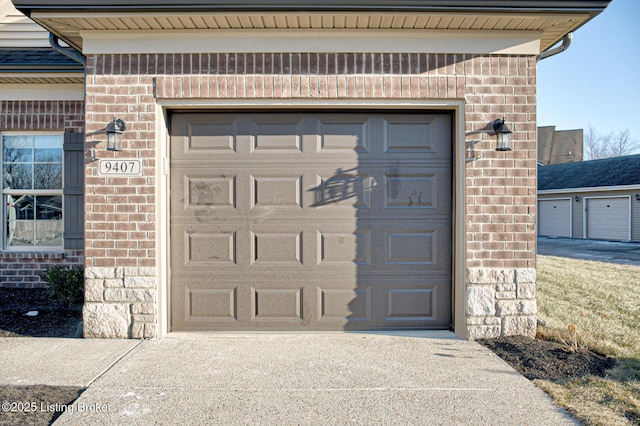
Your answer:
[0,83,84,100]
[80,29,541,55]
[538,184,640,195]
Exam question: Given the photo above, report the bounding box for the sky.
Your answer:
[537,0,640,139]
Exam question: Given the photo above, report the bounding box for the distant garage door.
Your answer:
[538,199,571,238]
[586,197,630,241]
[170,112,452,331]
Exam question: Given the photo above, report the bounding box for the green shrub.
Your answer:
[40,265,85,305]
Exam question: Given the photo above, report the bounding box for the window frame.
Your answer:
[1,131,65,251]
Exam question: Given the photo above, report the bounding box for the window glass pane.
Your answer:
[34,135,63,163]
[34,195,63,247]
[3,135,34,150]
[3,164,33,189]
[34,164,62,189]
[10,195,35,219]
[34,148,62,163]
[3,136,33,164]
[3,146,33,163]
[4,195,62,248]
[6,220,33,247]
[34,135,62,150]
[6,195,35,247]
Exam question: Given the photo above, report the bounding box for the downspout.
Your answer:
[536,32,572,62]
[49,33,85,66]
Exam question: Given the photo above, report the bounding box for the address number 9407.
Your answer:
[98,159,142,176]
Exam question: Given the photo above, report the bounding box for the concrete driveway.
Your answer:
[2,333,576,425]
[537,236,640,266]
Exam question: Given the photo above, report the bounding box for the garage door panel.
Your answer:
[385,231,435,265]
[175,116,238,154]
[170,112,452,331]
[369,221,451,272]
[386,288,435,321]
[170,281,239,327]
[186,287,237,321]
[312,171,371,209]
[251,287,304,321]
[185,231,237,266]
[251,174,303,208]
[171,170,238,216]
[318,231,370,265]
[318,286,371,322]
[384,118,437,153]
[364,276,450,326]
[385,173,436,209]
[318,119,370,153]
[383,116,452,158]
[250,117,304,152]
[251,231,303,265]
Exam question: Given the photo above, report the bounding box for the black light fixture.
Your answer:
[575,196,580,202]
[105,118,126,151]
[493,117,512,151]
[635,194,640,201]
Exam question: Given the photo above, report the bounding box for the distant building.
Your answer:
[538,155,640,242]
[538,126,583,165]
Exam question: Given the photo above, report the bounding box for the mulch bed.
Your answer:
[477,335,616,381]
[1,288,84,426]
[0,288,82,338]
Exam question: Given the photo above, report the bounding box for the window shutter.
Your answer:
[63,132,84,250]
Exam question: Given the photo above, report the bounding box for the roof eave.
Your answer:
[0,66,84,72]
[13,0,612,16]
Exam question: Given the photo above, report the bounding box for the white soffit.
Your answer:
[0,83,84,100]
[80,29,541,55]
[539,185,640,195]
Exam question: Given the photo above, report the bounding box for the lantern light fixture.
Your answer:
[105,118,126,151]
[493,117,513,152]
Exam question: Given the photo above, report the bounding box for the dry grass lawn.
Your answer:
[536,255,640,426]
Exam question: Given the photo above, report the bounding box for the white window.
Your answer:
[2,133,63,250]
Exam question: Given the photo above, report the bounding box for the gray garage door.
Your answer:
[538,199,571,238]
[586,197,630,241]
[170,112,452,331]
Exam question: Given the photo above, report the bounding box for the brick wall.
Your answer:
[0,100,85,288]
[0,100,84,132]
[0,251,84,288]
[83,52,537,338]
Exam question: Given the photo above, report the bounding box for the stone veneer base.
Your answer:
[83,267,157,338]
[466,268,537,339]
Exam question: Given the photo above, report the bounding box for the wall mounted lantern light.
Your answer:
[575,196,580,202]
[105,118,126,151]
[635,194,640,201]
[493,117,512,151]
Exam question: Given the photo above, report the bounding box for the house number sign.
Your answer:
[98,159,142,176]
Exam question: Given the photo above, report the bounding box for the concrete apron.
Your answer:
[48,332,577,425]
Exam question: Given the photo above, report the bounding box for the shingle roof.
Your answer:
[0,48,82,70]
[538,155,640,190]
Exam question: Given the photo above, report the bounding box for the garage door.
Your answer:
[170,112,452,331]
[538,199,571,238]
[586,197,630,241]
